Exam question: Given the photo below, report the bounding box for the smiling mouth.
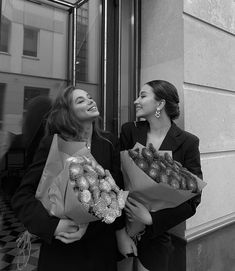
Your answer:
[88,106,97,111]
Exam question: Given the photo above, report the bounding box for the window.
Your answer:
[23,27,38,57]
[0,83,6,129]
[76,3,89,82]
[0,16,10,53]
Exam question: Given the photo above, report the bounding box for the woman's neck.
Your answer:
[147,115,171,136]
[80,122,93,142]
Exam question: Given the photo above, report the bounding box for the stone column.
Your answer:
[141,0,235,270]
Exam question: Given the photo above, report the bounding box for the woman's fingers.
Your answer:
[125,200,137,211]
[125,212,134,220]
[56,232,70,238]
[128,197,140,206]
[55,235,69,243]
[78,223,88,230]
[55,223,88,244]
[131,241,138,256]
[124,207,133,216]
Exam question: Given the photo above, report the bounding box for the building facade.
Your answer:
[140,1,235,270]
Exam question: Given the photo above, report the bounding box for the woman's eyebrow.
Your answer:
[139,91,147,95]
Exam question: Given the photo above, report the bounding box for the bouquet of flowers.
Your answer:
[121,142,206,236]
[36,134,128,225]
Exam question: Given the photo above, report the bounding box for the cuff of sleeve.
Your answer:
[31,215,60,244]
[143,212,157,238]
[112,214,125,231]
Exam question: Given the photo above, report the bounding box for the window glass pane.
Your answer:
[75,1,102,118]
[0,83,6,129]
[0,16,10,53]
[76,3,89,82]
[23,86,50,112]
[23,28,38,57]
[0,0,69,135]
[119,0,139,126]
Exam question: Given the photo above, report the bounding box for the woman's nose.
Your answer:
[134,98,139,104]
[88,99,94,105]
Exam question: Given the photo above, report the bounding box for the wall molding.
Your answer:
[183,82,235,96]
[185,213,235,242]
[183,11,235,38]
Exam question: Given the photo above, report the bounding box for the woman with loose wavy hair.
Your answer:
[46,85,103,141]
[12,85,137,271]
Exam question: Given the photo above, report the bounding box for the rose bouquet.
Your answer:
[67,155,127,224]
[36,134,128,225]
[121,142,206,236]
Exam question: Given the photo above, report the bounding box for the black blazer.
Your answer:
[12,132,124,271]
[120,121,203,270]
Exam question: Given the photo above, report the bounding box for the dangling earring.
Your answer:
[155,108,161,118]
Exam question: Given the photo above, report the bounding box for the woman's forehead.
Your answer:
[72,89,88,98]
[140,84,153,94]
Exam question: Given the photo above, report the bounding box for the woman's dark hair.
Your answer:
[146,80,180,120]
[46,85,105,141]
[22,95,52,166]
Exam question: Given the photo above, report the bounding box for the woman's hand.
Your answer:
[125,197,152,225]
[54,219,79,235]
[54,219,88,244]
[116,228,137,258]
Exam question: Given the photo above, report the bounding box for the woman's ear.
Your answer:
[158,99,166,110]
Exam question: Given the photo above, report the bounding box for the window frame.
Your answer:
[0,15,11,53]
[23,26,39,58]
[0,83,6,129]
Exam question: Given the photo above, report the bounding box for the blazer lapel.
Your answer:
[159,122,185,153]
[134,121,148,146]
[90,132,101,160]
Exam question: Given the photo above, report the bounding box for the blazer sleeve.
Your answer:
[183,136,203,179]
[145,136,203,239]
[11,136,60,244]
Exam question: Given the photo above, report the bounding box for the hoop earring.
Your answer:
[155,109,161,118]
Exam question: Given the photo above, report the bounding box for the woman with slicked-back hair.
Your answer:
[120,80,203,271]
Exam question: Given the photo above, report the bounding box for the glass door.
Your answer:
[100,0,140,134]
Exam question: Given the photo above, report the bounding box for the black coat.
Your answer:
[120,121,203,271]
[12,132,124,271]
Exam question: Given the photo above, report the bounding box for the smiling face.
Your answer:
[71,89,99,122]
[134,84,160,119]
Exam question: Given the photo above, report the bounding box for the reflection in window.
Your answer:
[0,83,6,129]
[23,27,39,57]
[23,86,49,116]
[76,1,101,84]
[0,16,11,53]
[76,4,88,82]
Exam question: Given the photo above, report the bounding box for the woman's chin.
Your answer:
[136,112,144,118]
[92,111,100,119]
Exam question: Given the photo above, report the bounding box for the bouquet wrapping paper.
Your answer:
[36,134,128,225]
[121,143,206,236]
